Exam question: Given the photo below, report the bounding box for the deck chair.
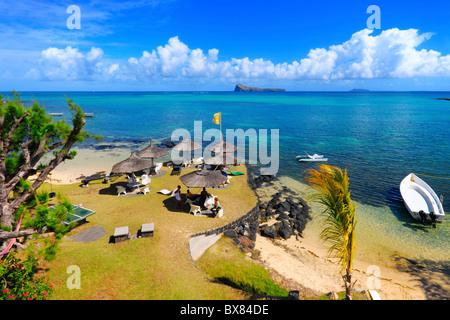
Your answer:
[116,186,127,196]
[141,187,150,195]
[141,174,151,186]
[154,163,163,173]
[189,204,202,216]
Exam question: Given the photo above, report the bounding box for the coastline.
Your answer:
[251,175,448,300]
[45,145,447,300]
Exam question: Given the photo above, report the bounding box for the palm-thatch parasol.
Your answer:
[179,166,227,188]
[203,153,240,166]
[110,151,153,174]
[206,140,237,154]
[172,136,202,152]
[136,138,169,166]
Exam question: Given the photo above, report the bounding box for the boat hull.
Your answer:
[297,158,328,162]
[399,173,445,223]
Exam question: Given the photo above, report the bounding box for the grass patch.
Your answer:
[28,164,258,299]
[197,237,289,298]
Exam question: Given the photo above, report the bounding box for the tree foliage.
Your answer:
[0,91,93,232]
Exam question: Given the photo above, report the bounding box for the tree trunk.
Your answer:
[0,229,36,241]
[344,272,352,300]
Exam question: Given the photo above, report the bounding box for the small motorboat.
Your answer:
[399,173,445,227]
[49,112,63,116]
[296,152,328,162]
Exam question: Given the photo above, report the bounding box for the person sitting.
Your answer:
[211,197,221,218]
[199,187,208,209]
[186,189,195,200]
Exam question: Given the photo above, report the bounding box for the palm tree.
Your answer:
[305,164,357,300]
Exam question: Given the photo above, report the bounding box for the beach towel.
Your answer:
[227,171,244,176]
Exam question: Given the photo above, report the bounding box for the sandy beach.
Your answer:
[45,146,446,300]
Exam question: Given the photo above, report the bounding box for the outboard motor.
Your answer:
[418,210,427,225]
[429,212,437,229]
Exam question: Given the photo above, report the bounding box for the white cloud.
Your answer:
[27,28,450,83]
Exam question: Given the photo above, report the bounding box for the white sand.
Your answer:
[42,147,132,184]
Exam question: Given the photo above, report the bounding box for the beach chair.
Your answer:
[189,204,202,216]
[141,187,150,195]
[193,157,204,167]
[141,174,151,186]
[154,163,163,173]
[116,185,127,196]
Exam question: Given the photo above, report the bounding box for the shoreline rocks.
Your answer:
[258,188,311,240]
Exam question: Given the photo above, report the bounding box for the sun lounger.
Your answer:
[227,171,244,176]
[158,189,177,195]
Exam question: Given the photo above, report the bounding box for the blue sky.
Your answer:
[1,0,449,91]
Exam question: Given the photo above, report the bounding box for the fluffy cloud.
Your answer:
[28,28,450,83]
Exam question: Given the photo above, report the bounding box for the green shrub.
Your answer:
[0,252,54,300]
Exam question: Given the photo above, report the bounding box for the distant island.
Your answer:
[234,83,286,92]
[349,88,371,93]
[437,98,450,101]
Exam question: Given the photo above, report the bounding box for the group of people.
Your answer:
[174,185,221,217]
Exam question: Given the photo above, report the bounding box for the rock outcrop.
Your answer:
[234,83,285,92]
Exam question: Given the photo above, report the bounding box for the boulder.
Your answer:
[261,225,278,239]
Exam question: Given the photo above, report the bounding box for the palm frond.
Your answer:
[306,165,357,275]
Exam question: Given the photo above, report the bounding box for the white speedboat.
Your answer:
[296,152,327,162]
[399,173,445,226]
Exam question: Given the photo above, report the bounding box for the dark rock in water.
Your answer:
[164,141,176,148]
[94,144,115,150]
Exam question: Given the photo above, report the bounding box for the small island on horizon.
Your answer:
[349,88,371,92]
[234,83,286,92]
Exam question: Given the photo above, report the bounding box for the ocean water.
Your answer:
[4,91,450,263]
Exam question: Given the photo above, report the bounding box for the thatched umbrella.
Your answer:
[203,154,240,166]
[206,140,237,154]
[179,166,227,188]
[136,138,169,166]
[172,136,202,152]
[110,151,153,174]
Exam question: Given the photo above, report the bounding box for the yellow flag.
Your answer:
[213,112,221,125]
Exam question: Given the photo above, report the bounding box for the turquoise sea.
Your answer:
[4,91,450,265]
